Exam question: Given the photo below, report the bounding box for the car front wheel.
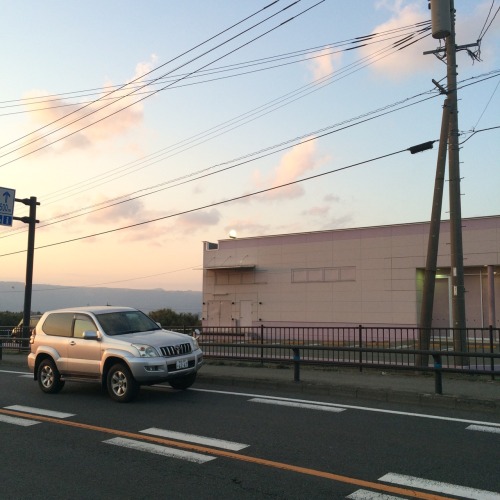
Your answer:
[37,358,65,394]
[107,363,139,403]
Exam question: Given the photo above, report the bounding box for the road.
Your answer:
[1,367,499,499]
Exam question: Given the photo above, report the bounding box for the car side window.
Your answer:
[42,313,74,337]
[73,316,97,339]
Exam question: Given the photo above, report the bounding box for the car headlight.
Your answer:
[132,344,160,358]
[192,337,200,350]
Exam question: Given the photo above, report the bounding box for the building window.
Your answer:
[291,267,356,283]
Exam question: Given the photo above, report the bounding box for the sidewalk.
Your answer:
[1,351,499,413]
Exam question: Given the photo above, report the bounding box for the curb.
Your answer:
[197,373,500,414]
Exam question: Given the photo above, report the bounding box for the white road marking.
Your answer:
[347,490,400,499]
[140,428,249,451]
[5,405,75,418]
[249,397,345,412]
[0,369,29,375]
[192,388,500,427]
[104,437,216,463]
[379,473,500,500]
[0,414,40,426]
[467,424,500,434]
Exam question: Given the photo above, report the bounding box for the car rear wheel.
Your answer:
[169,372,197,390]
[38,358,65,394]
[107,363,139,403]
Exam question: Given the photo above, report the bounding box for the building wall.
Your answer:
[202,216,500,328]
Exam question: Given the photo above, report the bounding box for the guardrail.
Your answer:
[2,324,498,394]
[197,341,499,394]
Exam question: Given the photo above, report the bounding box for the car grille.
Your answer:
[160,343,192,357]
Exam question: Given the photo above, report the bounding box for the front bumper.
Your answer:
[127,349,204,384]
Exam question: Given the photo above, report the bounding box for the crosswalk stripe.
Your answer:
[140,428,249,451]
[104,437,216,463]
[467,424,500,435]
[379,473,500,500]
[5,405,75,419]
[249,397,345,412]
[0,414,40,427]
[347,490,401,499]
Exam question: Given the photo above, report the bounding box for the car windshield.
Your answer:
[95,311,161,336]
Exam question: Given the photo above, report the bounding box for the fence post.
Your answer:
[489,325,495,381]
[432,353,443,395]
[260,324,264,365]
[358,325,363,372]
[292,347,300,382]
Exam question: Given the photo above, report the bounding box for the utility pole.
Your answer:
[444,0,467,355]
[417,98,449,367]
[424,0,470,361]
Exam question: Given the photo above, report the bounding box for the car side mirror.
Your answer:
[82,330,99,340]
[193,329,201,339]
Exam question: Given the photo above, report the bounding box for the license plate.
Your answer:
[176,359,188,370]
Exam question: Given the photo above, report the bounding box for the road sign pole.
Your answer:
[13,197,40,339]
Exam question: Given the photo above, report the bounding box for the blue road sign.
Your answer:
[0,186,16,226]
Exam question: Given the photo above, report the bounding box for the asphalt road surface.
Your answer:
[1,366,499,499]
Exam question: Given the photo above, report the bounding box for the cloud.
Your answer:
[175,209,221,234]
[251,139,330,201]
[306,48,343,81]
[364,1,498,80]
[360,1,433,80]
[20,55,158,154]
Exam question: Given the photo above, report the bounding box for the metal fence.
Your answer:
[2,324,499,378]
[172,325,500,375]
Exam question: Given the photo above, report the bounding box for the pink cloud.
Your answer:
[360,1,434,80]
[20,55,158,154]
[306,48,343,81]
[251,139,330,201]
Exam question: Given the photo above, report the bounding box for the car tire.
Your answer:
[169,372,197,390]
[37,358,65,394]
[107,363,139,403]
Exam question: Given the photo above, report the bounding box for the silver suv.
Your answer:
[28,306,203,402]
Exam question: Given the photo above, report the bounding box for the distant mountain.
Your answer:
[0,281,202,315]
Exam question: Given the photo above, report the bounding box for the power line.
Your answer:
[0,0,323,168]
[1,87,439,241]
[5,23,433,216]
[3,69,498,241]
[0,144,429,258]
[0,0,282,152]
[0,21,430,116]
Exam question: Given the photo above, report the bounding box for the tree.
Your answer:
[149,308,200,329]
[0,311,24,327]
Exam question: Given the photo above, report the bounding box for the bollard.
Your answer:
[432,353,442,395]
[292,348,300,382]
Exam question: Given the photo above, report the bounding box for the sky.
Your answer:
[0,0,499,294]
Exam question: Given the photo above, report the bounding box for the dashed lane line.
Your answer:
[379,473,500,500]
[0,407,455,500]
[466,424,500,435]
[140,428,249,450]
[249,397,345,412]
[104,437,216,463]
[5,405,75,418]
